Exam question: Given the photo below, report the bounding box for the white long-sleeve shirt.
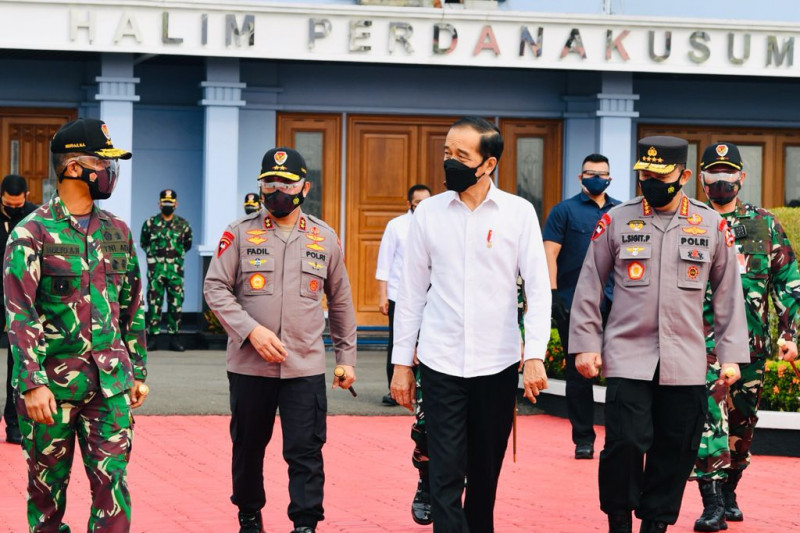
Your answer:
[392,183,551,378]
[375,210,412,301]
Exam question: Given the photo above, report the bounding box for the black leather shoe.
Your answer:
[6,425,22,445]
[608,511,632,533]
[640,520,668,533]
[169,335,185,352]
[382,393,398,406]
[238,511,263,533]
[575,443,594,459]
[291,528,315,533]
[146,336,158,352]
[721,469,743,521]
[412,479,432,525]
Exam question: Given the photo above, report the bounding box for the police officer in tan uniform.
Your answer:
[569,136,750,533]
[204,147,357,533]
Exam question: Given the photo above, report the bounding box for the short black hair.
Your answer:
[582,153,609,168]
[1,174,28,196]
[451,116,504,161]
[407,184,431,202]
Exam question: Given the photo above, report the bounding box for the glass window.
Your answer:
[294,132,323,219]
[737,145,763,206]
[516,137,544,216]
[784,146,800,206]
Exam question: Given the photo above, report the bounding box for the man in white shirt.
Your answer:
[376,184,432,406]
[391,116,551,533]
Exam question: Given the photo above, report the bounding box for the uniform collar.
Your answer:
[263,210,307,232]
[579,191,619,207]
[641,194,690,218]
[448,180,499,209]
[50,196,108,223]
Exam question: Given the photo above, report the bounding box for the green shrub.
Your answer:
[544,328,566,380]
[761,360,800,412]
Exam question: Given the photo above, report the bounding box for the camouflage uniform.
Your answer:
[140,214,192,335]
[693,202,800,480]
[4,196,147,532]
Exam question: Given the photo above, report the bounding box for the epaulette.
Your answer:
[229,210,261,230]
[687,197,716,212]
[305,214,336,235]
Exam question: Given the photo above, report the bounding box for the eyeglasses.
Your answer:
[701,171,741,184]
[581,171,610,178]
[68,155,116,171]
[259,179,305,194]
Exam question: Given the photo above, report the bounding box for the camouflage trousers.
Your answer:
[411,366,429,485]
[691,358,765,480]
[145,264,185,335]
[18,391,134,533]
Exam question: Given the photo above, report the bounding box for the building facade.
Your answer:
[2,0,800,324]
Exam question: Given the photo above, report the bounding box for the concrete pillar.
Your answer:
[198,58,246,256]
[595,72,639,201]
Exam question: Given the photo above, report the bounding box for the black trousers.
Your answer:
[421,362,518,533]
[385,299,396,389]
[228,372,327,528]
[556,311,596,446]
[599,376,707,524]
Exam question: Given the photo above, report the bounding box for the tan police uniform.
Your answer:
[568,135,750,532]
[204,209,356,377]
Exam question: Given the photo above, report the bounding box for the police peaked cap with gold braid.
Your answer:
[160,189,177,206]
[259,147,307,182]
[51,118,132,160]
[633,136,688,175]
[243,193,260,208]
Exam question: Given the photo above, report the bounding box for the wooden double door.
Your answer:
[278,113,562,325]
[0,109,76,204]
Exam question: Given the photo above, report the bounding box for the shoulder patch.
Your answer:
[217,231,235,257]
[592,213,612,241]
[718,219,727,232]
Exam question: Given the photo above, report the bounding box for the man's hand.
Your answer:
[129,380,149,409]
[23,387,57,425]
[522,359,548,404]
[778,339,798,362]
[331,365,356,390]
[718,363,741,387]
[378,297,389,316]
[390,365,416,412]
[248,325,288,363]
[576,352,602,378]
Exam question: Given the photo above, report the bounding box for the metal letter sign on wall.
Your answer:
[1,1,799,78]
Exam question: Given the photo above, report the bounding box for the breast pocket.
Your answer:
[104,254,129,303]
[40,256,82,303]
[619,244,651,287]
[241,257,275,295]
[677,245,710,290]
[739,239,770,280]
[300,259,328,300]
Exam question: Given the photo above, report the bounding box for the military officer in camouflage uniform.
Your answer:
[204,147,357,533]
[690,142,800,532]
[140,189,193,352]
[243,192,261,215]
[3,118,148,533]
[570,136,750,533]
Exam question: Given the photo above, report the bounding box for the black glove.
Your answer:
[551,289,569,329]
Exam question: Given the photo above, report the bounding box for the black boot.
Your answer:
[291,528,315,533]
[238,511,263,533]
[169,334,185,352]
[146,335,158,352]
[608,512,632,533]
[721,469,743,521]
[411,478,432,525]
[639,520,668,533]
[694,480,728,531]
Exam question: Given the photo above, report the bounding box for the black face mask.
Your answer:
[444,158,486,193]
[705,180,741,205]
[161,205,175,216]
[3,205,25,220]
[61,163,119,200]
[263,190,305,219]
[639,175,683,208]
[244,206,260,215]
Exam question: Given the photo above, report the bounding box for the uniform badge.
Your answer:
[725,228,735,248]
[627,220,645,232]
[679,196,689,217]
[627,261,644,281]
[274,151,288,165]
[247,236,268,245]
[247,230,267,236]
[687,213,703,225]
[689,249,705,261]
[592,213,611,242]
[306,243,325,252]
[308,278,320,292]
[716,144,729,157]
[101,123,111,140]
[249,273,266,290]
[264,217,274,230]
[249,258,266,267]
[626,246,645,257]
[682,226,707,236]
[308,261,324,270]
[299,217,307,232]
[687,265,700,280]
[217,231,234,257]
[718,220,727,232]
[306,228,325,243]
[641,199,653,217]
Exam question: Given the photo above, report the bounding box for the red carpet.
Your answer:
[1,414,797,532]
